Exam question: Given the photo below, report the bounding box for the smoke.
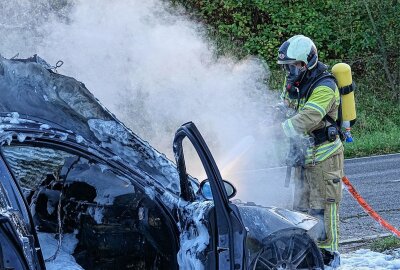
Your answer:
[0,0,292,207]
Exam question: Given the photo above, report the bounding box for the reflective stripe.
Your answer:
[318,203,339,252]
[320,206,334,250]
[306,140,337,154]
[331,203,338,251]
[282,119,297,137]
[329,204,338,251]
[315,139,342,162]
[280,79,287,100]
[305,138,342,164]
[303,102,326,117]
[308,86,334,110]
[335,88,340,105]
[280,89,287,100]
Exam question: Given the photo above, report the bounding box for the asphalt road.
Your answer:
[229,153,400,244]
[340,153,400,242]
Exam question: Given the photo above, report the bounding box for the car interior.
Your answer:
[1,143,177,270]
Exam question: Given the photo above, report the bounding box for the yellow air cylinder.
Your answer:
[332,63,356,123]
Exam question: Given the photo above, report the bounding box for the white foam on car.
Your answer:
[177,201,214,270]
[37,232,83,270]
[88,118,181,191]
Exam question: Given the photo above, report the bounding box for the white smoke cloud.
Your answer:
[0,0,292,207]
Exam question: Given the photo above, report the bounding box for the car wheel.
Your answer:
[254,229,324,270]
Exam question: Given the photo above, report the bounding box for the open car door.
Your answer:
[173,122,247,270]
[0,151,45,270]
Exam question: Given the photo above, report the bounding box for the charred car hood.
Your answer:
[236,203,318,235]
[236,203,318,233]
[0,55,182,194]
[235,202,319,257]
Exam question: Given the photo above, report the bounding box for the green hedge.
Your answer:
[170,0,400,157]
[171,0,399,94]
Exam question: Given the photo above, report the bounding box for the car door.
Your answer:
[0,151,45,270]
[173,122,247,270]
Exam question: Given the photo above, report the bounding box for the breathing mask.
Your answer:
[277,35,319,96]
[283,64,306,92]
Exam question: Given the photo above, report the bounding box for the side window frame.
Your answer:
[0,151,46,269]
[0,134,180,269]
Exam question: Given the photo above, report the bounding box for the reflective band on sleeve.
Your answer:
[282,119,297,137]
[280,90,287,100]
[303,102,326,117]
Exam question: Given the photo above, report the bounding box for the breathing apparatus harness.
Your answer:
[283,68,343,187]
[289,64,345,146]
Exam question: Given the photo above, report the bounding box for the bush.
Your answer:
[170,0,399,97]
[169,0,400,157]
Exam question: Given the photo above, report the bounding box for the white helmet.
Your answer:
[277,35,318,70]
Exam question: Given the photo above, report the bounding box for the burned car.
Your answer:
[0,55,324,269]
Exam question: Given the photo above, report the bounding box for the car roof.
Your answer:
[0,55,181,193]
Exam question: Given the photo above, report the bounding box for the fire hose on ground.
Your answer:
[342,176,400,238]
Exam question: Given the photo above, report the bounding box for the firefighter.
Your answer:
[276,35,344,267]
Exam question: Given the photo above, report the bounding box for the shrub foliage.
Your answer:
[170,0,400,157]
[170,0,400,99]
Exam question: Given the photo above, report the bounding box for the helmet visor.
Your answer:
[282,63,302,75]
[277,59,298,65]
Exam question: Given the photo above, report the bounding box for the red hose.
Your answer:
[342,176,400,238]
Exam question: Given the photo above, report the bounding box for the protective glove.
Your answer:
[273,102,288,122]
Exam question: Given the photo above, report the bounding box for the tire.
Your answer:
[254,229,324,270]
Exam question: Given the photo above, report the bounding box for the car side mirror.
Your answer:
[200,179,237,200]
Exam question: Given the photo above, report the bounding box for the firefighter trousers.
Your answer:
[293,147,344,252]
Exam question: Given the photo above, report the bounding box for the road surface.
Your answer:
[227,153,400,246]
[340,153,400,242]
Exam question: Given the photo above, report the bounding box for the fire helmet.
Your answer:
[277,35,318,70]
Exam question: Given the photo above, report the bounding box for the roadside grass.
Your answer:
[344,126,400,158]
[344,79,400,158]
[370,236,400,252]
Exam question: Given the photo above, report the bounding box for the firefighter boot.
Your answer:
[321,249,341,269]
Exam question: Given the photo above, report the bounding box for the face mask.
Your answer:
[284,64,305,91]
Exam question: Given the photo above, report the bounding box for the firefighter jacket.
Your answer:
[280,62,343,165]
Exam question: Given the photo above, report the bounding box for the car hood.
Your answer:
[235,202,318,237]
[0,55,181,193]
